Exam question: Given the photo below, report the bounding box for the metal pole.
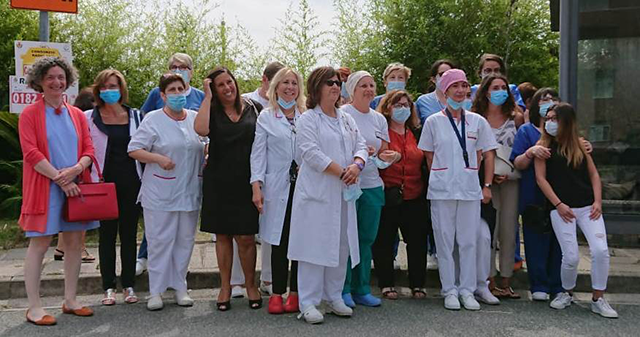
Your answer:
[559,0,578,107]
[39,11,49,42]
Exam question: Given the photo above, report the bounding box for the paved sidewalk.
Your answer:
[1,238,640,300]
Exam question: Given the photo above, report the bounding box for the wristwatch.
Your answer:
[483,183,492,189]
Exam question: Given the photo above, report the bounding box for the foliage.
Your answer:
[0,112,21,219]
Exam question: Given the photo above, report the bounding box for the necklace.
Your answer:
[163,107,186,121]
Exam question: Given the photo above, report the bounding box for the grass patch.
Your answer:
[0,219,28,250]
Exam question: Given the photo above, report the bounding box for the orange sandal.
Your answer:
[26,309,57,326]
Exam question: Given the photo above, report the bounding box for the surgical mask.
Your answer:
[278,97,296,110]
[386,81,405,91]
[435,75,442,91]
[489,90,508,106]
[462,99,472,111]
[545,120,558,136]
[99,89,120,105]
[173,69,191,84]
[166,93,187,111]
[371,155,392,169]
[343,184,363,202]
[340,84,350,99]
[539,102,553,117]
[391,107,411,123]
[446,97,463,110]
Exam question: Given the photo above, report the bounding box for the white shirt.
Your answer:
[418,109,498,201]
[343,104,389,189]
[242,88,269,109]
[128,109,205,211]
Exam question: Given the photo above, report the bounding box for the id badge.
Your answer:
[467,131,478,140]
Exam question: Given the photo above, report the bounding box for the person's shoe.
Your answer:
[475,289,500,305]
[101,288,116,306]
[342,293,356,308]
[25,309,56,326]
[62,303,94,316]
[326,300,353,317]
[123,287,139,304]
[268,295,284,314]
[550,292,572,310]
[444,294,461,310]
[532,292,549,302]
[460,294,481,311]
[231,286,245,298]
[259,281,273,296]
[353,293,382,307]
[591,297,618,318]
[298,306,323,324]
[175,291,194,307]
[427,254,439,270]
[284,293,299,313]
[135,258,147,276]
[147,294,164,311]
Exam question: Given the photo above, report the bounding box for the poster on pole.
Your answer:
[14,40,74,77]
[9,76,78,114]
[10,0,78,14]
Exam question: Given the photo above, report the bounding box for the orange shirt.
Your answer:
[380,128,426,200]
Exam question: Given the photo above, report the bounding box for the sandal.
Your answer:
[247,287,263,309]
[123,287,139,304]
[412,288,427,299]
[101,289,116,306]
[54,249,64,261]
[492,286,521,299]
[81,249,96,263]
[217,288,232,311]
[381,287,398,300]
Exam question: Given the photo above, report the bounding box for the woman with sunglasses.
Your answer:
[288,67,368,324]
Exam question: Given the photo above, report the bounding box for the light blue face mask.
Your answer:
[99,89,121,105]
[545,120,558,136]
[340,84,350,99]
[538,102,553,117]
[490,90,508,106]
[371,155,392,169]
[447,97,463,110]
[173,69,191,84]
[386,81,405,92]
[278,97,296,110]
[462,99,472,111]
[166,93,187,111]
[391,107,411,123]
[343,184,363,202]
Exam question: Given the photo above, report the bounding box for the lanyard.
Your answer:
[444,108,469,168]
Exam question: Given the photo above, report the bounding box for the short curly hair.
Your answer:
[26,57,78,93]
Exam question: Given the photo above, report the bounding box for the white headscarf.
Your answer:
[345,70,373,98]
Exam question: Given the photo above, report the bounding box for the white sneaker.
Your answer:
[259,281,273,296]
[460,294,481,311]
[532,292,549,301]
[147,294,163,311]
[475,289,500,305]
[427,254,438,270]
[444,294,460,310]
[591,297,619,318]
[298,306,324,324]
[326,300,353,317]
[135,258,147,276]
[175,291,194,307]
[550,292,572,310]
[231,286,245,298]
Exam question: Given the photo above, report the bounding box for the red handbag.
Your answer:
[63,155,119,222]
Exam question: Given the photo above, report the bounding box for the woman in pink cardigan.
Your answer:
[19,57,98,325]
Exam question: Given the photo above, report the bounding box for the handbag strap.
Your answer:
[81,154,104,183]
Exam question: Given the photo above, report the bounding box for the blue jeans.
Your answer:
[137,231,148,259]
[522,224,563,295]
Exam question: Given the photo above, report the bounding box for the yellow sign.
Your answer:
[11,0,78,14]
[14,41,74,77]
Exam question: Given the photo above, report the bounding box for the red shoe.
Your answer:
[268,295,284,314]
[284,293,299,313]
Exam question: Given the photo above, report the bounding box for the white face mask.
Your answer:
[545,120,558,136]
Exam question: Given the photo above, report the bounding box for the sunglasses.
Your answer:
[325,80,342,87]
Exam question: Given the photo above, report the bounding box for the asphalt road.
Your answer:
[1,289,638,337]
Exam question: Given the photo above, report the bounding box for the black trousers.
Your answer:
[99,177,141,291]
[373,197,430,289]
[271,183,298,295]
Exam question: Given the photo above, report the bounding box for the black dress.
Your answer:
[200,99,261,235]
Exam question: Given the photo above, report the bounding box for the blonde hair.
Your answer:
[539,103,585,168]
[383,62,412,82]
[92,69,129,106]
[268,67,306,113]
[167,53,193,70]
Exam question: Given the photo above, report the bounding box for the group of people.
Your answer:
[18,51,618,326]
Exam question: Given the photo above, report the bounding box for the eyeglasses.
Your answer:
[325,80,342,87]
[392,103,410,108]
[170,65,191,71]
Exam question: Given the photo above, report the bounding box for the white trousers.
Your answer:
[297,202,350,310]
[230,239,272,285]
[453,217,492,293]
[143,209,198,296]
[431,200,480,296]
[550,205,610,291]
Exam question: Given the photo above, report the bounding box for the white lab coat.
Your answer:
[287,106,368,268]
[250,107,302,246]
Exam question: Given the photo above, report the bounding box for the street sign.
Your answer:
[9,76,78,114]
[10,0,78,14]
[15,41,74,77]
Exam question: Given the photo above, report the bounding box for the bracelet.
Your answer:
[554,201,562,207]
[354,161,364,171]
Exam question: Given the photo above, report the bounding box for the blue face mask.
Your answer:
[371,155,392,169]
[173,69,191,84]
[490,90,509,106]
[166,93,187,111]
[462,99,472,111]
[545,120,558,136]
[343,184,363,202]
[278,97,296,110]
[99,89,121,105]
[391,107,411,123]
[539,102,553,117]
[386,81,405,92]
[340,84,350,99]
[446,97,463,110]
